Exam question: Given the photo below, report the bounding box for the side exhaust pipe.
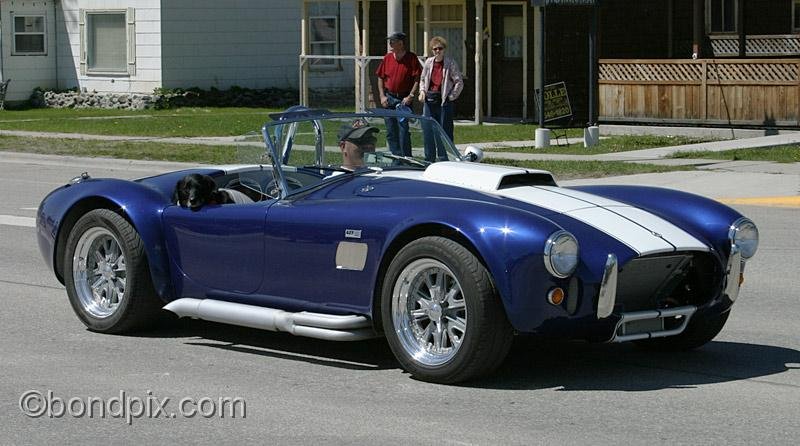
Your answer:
[164,298,377,341]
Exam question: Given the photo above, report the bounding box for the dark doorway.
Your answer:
[489,3,524,118]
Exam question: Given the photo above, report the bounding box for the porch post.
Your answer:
[354,1,362,111]
[363,0,371,109]
[474,0,484,124]
[738,0,746,57]
[535,5,550,148]
[300,0,309,106]
[692,0,702,58]
[388,0,403,35]
[423,0,431,57]
[584,2,599,147]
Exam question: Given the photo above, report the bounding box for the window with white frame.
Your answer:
[81,9,135,75]
[307,2,340,70]
[794,0,800,32]
[412,2,466,71]
[12,15,46,55]
[706,0,738,33]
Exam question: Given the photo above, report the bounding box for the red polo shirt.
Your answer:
[375,51,422,97]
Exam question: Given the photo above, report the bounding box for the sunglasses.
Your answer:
[432,46,444,51]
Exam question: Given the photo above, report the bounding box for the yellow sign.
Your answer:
[534,82,573,122]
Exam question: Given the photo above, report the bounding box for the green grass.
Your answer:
[453,124,582,144]
[670,144,800,163]
[482,135,717,155]
[0,107,569,142]
[483,158,693,180]
[0,135,693,179]
[0,107,281,137]
[0,107,720,157]
[0,135,243,164]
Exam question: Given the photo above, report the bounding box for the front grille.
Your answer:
[615,252,721,313]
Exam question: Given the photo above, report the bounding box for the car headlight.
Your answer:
[544,230,579,278]
[728,217,759,259]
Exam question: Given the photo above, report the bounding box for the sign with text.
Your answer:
[534,82,572,122]
[530,0,598,6]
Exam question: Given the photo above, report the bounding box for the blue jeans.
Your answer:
[422,99,454,162]
[383,93,412,156]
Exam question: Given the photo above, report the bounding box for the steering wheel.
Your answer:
[223,176,270,201]
[265,176,304,198]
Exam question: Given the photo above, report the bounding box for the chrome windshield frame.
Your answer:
[261,108,462,199]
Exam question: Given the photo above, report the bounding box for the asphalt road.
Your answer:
[1,153,798,444]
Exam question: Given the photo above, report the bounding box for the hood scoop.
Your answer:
[422,162,556,192]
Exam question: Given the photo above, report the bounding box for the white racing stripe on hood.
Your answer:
[378,165,708,255]
[540,187,709,252]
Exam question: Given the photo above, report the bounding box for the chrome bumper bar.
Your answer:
[611,305,697,342]
[724,245,743,302]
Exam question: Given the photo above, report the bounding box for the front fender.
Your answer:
[37,178,175,300]
[378,197,569,331]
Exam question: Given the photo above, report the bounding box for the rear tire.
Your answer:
[381,236,513,383]
[634,310,730,351]
[63,209,163,333]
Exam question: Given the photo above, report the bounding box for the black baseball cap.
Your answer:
[387,32,407,42]
[338,124,379,143]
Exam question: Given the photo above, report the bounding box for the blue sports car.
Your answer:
[36,108,759,383]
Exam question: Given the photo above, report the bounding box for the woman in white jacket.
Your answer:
[418,36,464,161]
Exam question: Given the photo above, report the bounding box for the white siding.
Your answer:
[0,1,57,101]
[1,1,358,100]
[56,0,162,94]
[161,0,355,90]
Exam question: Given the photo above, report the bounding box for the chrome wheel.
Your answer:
[72,227,126,318]
[392,258,467,366]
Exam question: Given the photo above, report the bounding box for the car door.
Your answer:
[256,176,387,314]
[162,200,272,295]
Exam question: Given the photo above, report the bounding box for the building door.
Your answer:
[489,3,525,118]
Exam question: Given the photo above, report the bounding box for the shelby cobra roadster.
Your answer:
[36,108,759,383]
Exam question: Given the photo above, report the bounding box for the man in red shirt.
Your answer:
[375,32,421,156]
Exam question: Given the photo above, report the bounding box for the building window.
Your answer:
[706,0,737,33]
[794,0,800,32]
[307,2,340,70]
[86,12,128,73]
[12,15,46,55]
[413,2,466,71]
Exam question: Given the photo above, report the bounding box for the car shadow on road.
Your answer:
[140,319,798,388]
[464,337,800,390]
[143,318,398,371]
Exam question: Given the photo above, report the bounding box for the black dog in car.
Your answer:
[173,173,235,211]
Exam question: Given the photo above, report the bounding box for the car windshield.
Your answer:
[261,109,463,172]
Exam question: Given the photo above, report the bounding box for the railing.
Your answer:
[710,34,800,57]
[598,58,800,127]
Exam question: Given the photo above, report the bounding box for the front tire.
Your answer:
[381,236,513,383]
[63,209,162,333]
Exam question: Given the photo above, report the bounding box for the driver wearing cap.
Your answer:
[338,123,379,170]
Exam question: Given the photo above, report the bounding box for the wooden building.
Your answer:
[310,0,800,127]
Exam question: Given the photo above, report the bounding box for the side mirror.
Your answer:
[463,145,484,163]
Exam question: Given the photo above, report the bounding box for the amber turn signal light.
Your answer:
[547,288,565,305]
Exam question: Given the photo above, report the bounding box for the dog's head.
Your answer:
[173,173,218,211]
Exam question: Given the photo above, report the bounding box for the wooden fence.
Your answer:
[598,59,800,127]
